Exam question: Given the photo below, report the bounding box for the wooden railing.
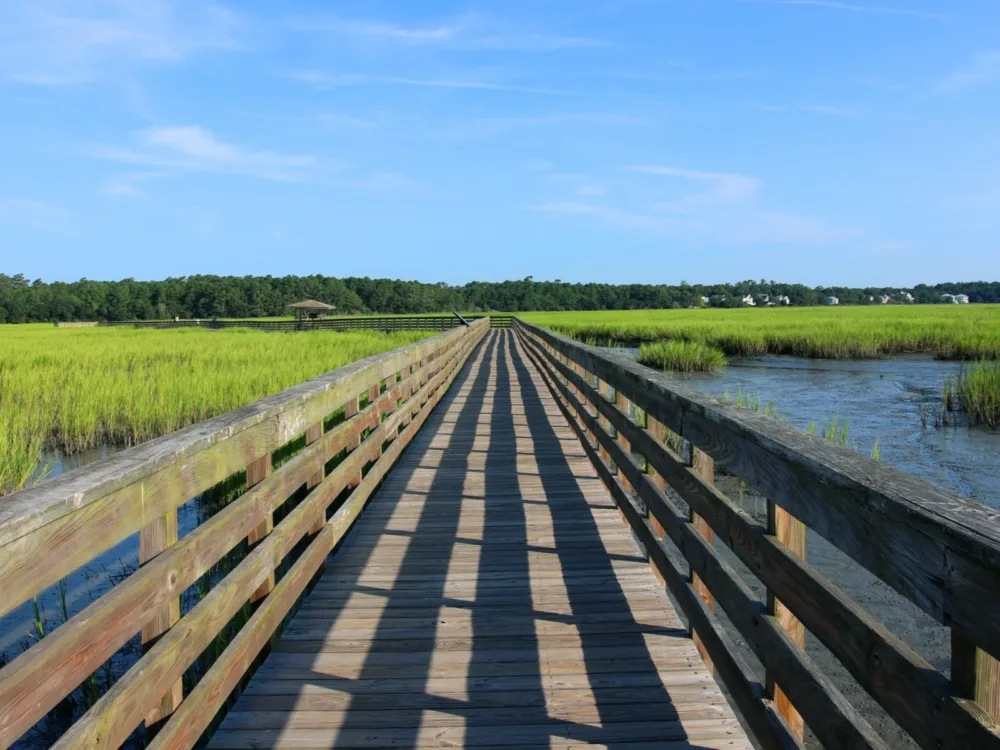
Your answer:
[515,318,1000,750]
[0,318,489,749]
[102,314,513,332]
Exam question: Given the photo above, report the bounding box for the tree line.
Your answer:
[1,273,998,323]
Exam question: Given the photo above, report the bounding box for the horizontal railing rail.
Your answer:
[0,318,489,749]
[99,314,513,332]
[514,317,1000,750]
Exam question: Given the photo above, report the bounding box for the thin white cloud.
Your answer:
[0,1,242,85]
[91,126,322,182]
[103,171,171,197]
[934,51,1000,94]
[286,70,575,96]
[0,199,70,231]
[740,0,947,20]
[628,165,761,204]
[289,14,601,52]
[531,164,858,245]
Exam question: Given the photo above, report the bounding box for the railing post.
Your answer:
[345,394,363,491]
[952,634,1000,722]
[139,510,182,728]
[766,501,807,739]
[305,422,325,534]
[247,453,273,603]
[614,390,633,495]
[690,446,716,670]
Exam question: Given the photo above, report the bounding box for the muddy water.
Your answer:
[612,349,1000,747]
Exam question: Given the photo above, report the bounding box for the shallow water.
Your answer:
[614,348,1000,508]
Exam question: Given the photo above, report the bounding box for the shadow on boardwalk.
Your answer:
[209,331,749,749]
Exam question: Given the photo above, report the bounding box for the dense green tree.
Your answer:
[0,273,997,323]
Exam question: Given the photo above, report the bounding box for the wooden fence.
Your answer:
[0,318,489,749]
[101,314,513,332]
[515,318,1000,750]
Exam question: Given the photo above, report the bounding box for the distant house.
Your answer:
[880,295,891,304]
[824,296,839,306]
[741,294,756,307]
[775,295,791,306]
[940,294,956,304]
[899,291,914,303]
[955,294,970,304]
[700,296,710,305]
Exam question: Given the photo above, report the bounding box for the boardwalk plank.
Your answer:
[211,331,749,749]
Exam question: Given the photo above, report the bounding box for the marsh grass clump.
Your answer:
[946,360,1000,427]
[0,325,431,495]
[637,340,727,373]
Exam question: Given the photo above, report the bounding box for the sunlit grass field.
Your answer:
[522,306,1000,360]
[0,324,431,495]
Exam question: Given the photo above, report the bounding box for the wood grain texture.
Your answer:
[768,502,807,740]
[138,510,182,728]
[520,332,798,750]
[514,320,1000,666]
[210,330,748,750]
[518,320,1000,750]
[522,330,889,750]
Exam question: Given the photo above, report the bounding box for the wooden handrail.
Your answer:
[0,318,489,748]
[514,318,1000,750]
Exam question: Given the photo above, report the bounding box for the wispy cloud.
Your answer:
[102,171,171,197]
[286,70,575,96]
[934,50,1000,94]
[627,165,761,204]
[288,14,602,52]
[531,164,858,245]
[740,0,947,20]
[91,126,322,182]
[0,1,242,85]
[0,199,70,231]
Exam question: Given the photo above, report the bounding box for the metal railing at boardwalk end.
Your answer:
[0,319,489,749]
[514,317,1000,750]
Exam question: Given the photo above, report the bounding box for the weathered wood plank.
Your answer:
[211,330,748,750]
[516,320,1000,664]
[520,321,1000,750]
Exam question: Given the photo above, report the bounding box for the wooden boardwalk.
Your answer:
[211,331,751,749]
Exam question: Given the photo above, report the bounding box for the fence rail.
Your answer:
[99,314,513,332]
[0,319,490,749]
[514,318,1000,750]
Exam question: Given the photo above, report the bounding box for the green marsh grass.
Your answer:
[0,324,431,495]
[946,360,1000,427]
[523,306,1000,360]
[637,340,727,373]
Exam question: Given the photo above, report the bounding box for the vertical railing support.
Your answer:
[767,501,807,739]
[139,510,182,729]
[952,634,1000,723]
[305,422,325,534]
[690,446,716,671]
[247,453,273,603]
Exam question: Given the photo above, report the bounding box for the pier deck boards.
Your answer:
[210,331,751,749]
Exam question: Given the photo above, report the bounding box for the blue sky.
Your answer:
[1,0,997,286]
